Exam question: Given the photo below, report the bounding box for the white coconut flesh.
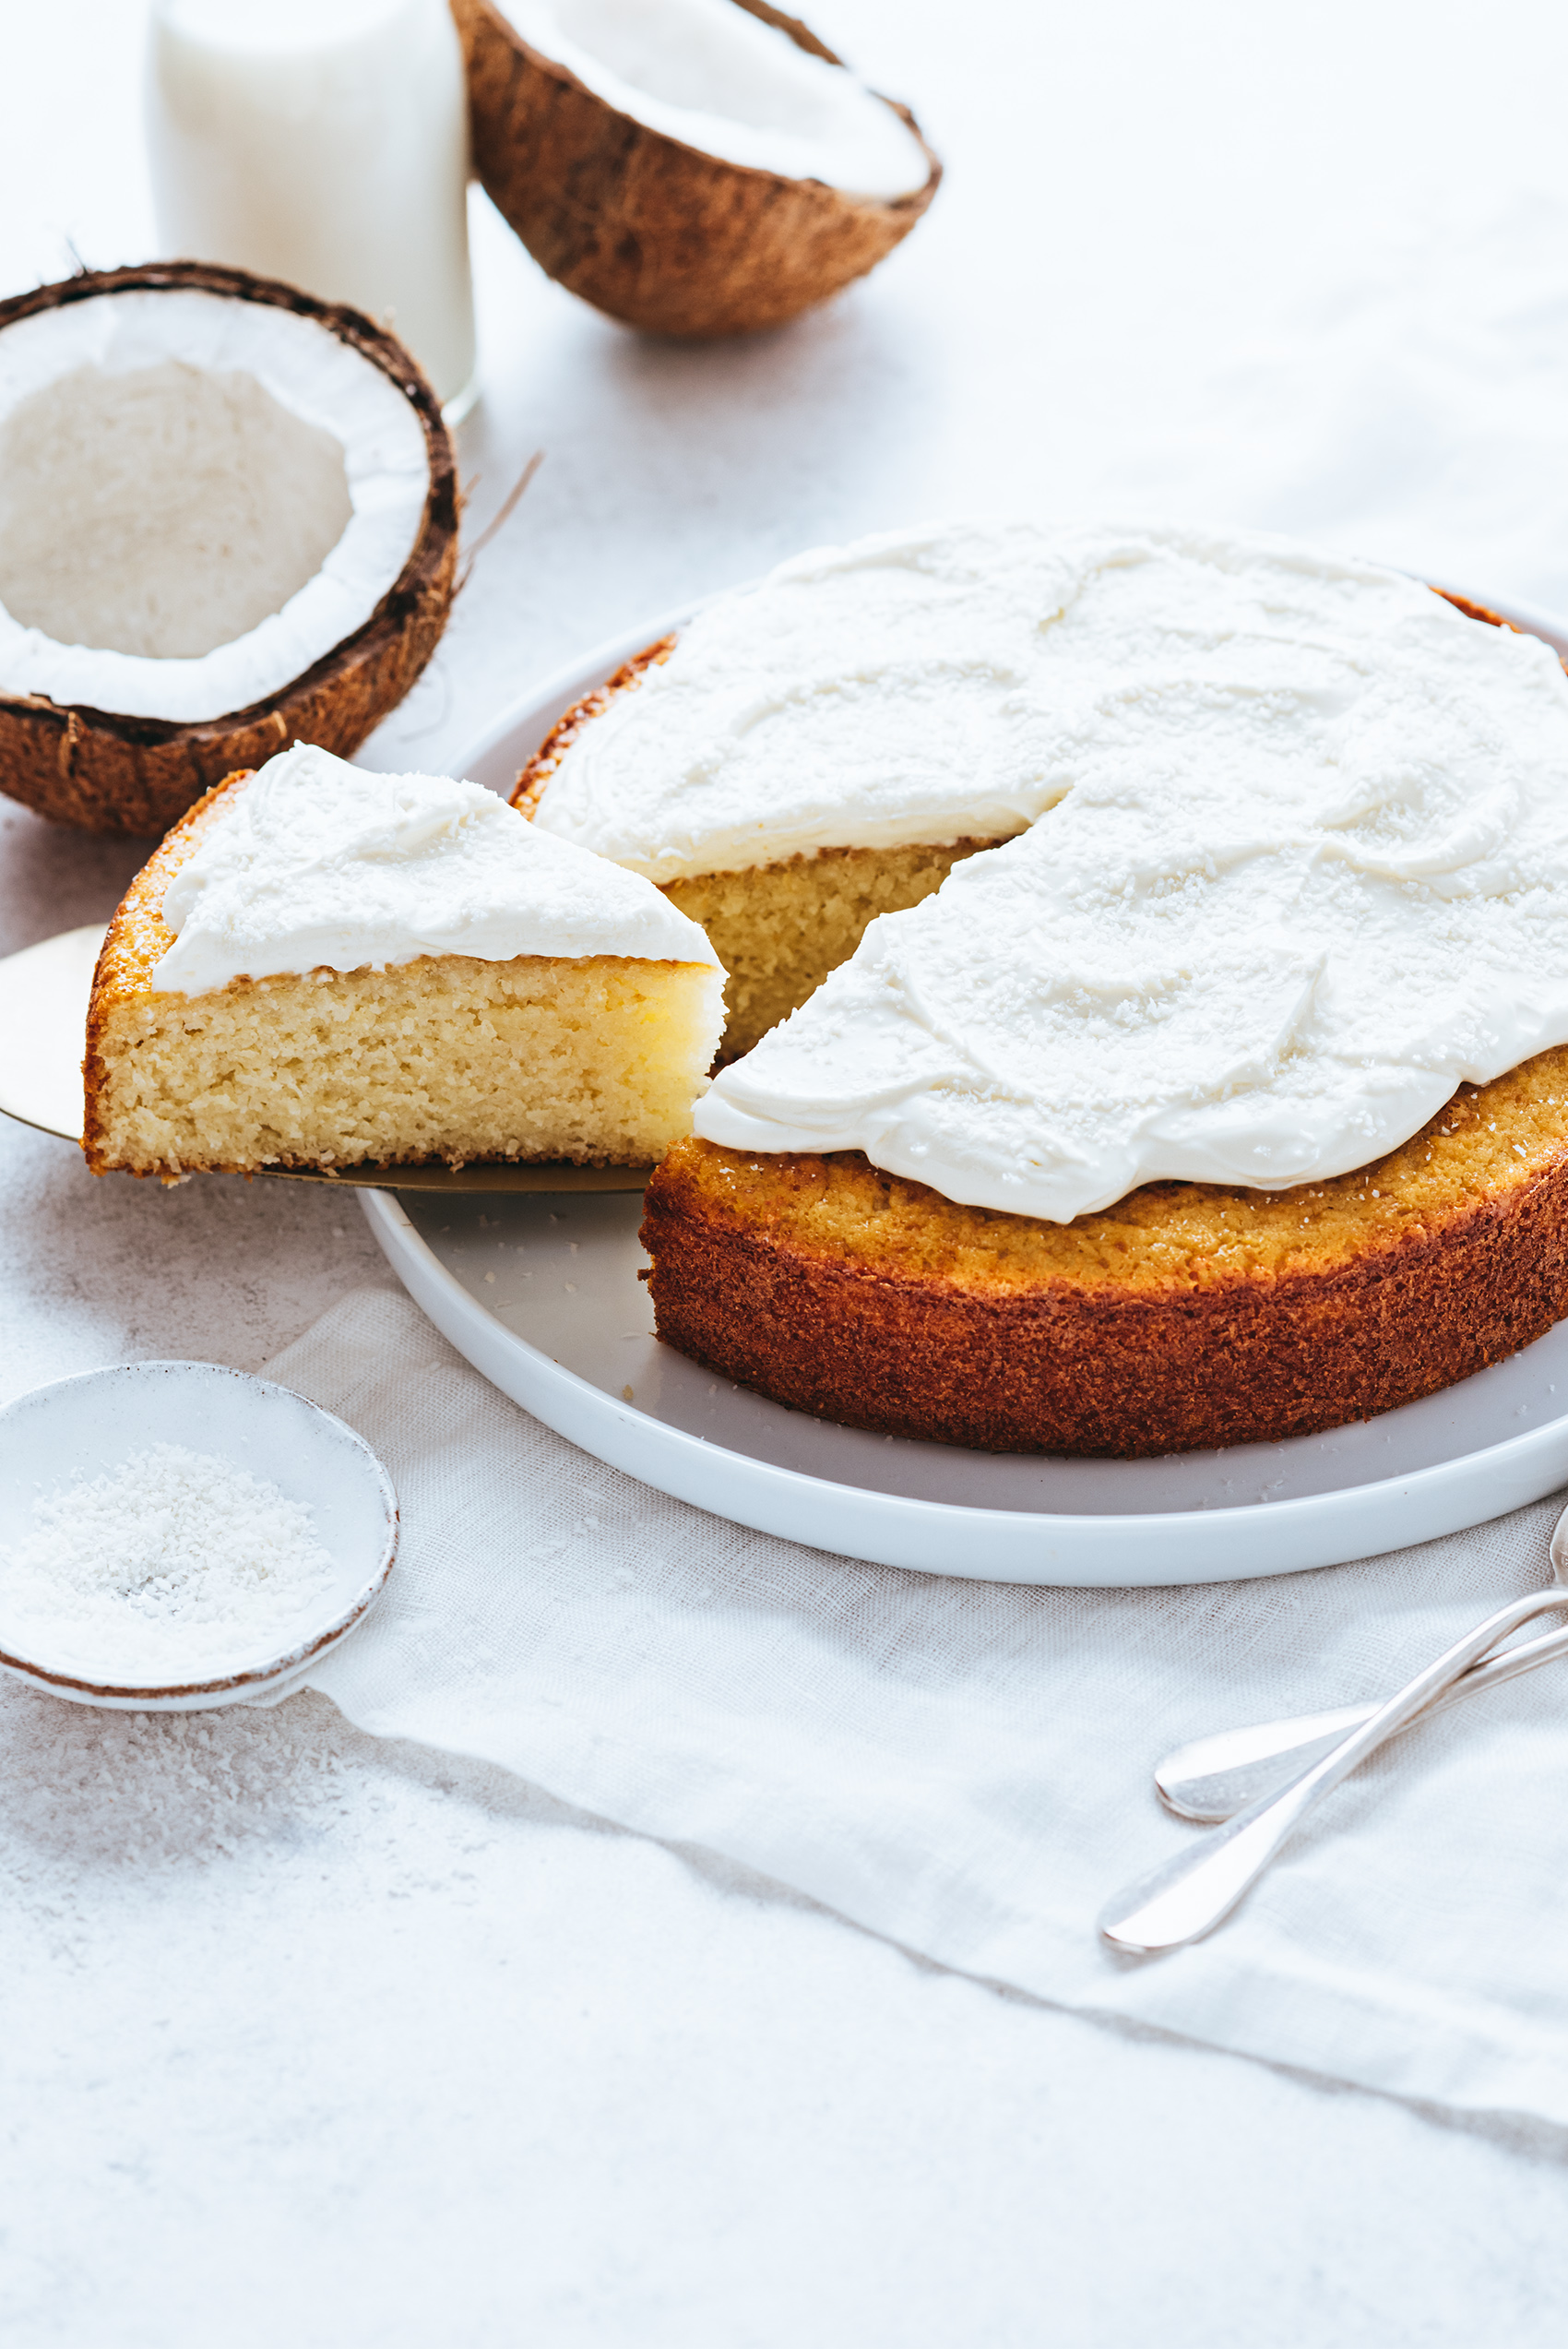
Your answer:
[0,288,430,724]
[501,0,930,197]
[1,363,353,663]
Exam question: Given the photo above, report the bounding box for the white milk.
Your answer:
[146,0,478,414]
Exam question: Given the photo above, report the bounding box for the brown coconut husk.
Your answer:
[456,0,942,340]
[0,262,459,836]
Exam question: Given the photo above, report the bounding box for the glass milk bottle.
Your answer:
[146,0,478,418]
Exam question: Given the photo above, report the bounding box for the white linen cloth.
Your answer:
[272,191,1568,2140]
[273,1286,1568,2129]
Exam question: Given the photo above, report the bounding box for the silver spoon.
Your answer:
[1099,1580,1568,1957]
[1156,1507,1568,1823]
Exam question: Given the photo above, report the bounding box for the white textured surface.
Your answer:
[7,1,1568,2341]
[152,744,719,991]
[535,516,1564,878]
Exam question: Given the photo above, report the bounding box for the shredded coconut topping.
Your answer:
[151,742,720,994]
[0,1443,337,1681]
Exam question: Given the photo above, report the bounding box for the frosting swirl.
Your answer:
[152,742,719,994]
[693,521,1568,1220]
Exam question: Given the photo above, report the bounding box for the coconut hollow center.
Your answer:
[505,0,930,197]
[0,360,353,660]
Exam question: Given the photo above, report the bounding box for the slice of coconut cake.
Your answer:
[84,743,726,1178]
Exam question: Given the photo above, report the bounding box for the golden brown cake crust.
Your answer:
[641,1050,1568,1456]
[82,769,255,1173]
[512,638,676,819]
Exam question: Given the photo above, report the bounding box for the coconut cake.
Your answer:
[84,742,725,1180]
[643,1057,1568,1456]
[612,520,1568,1454]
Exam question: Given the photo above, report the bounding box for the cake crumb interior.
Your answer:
[662,839,1006,1059]
[88,952,718,1177]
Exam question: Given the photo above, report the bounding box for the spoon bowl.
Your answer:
[1155,1501,1568,1822]
[1104,1576,1568,1954]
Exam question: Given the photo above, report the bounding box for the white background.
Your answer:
[6,2,1568,2340]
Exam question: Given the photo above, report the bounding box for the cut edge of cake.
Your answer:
[511,638,1020,1058]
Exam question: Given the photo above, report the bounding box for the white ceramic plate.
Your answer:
[354,593,1568,1588]
[362,1179,1568,1587]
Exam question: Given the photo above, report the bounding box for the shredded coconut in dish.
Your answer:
[0,1443,336,1680]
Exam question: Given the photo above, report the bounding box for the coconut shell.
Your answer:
[0,262,459,836]
[456,0,942,340]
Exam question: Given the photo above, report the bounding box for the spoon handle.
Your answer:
[1099,1587,1568,1956]
[1157,1621,1568,1823]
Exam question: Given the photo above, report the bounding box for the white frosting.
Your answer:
[502,0,930,199]
[693,520,1568,1221]
[537,518,1251,882]
[150,744,720,995]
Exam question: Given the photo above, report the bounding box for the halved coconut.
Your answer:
[457,0,941,339]
[0,261,458,834]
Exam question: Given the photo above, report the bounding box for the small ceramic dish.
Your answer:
[0,1361,398,1710]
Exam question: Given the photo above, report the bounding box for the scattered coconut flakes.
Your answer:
[0,1443,336,1679]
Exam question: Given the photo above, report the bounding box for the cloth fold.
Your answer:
[273,1285,1568,2126]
